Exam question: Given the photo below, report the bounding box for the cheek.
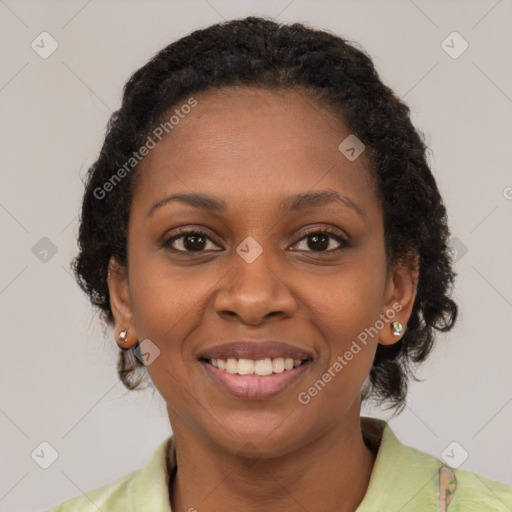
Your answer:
[308,255,387,345]
[299,256,386,392]
[126,254,214,386]
[128,247,216,337]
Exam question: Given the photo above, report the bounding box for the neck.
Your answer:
[168,405,377,512]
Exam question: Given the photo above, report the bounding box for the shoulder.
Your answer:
[393,436,512,511]
[45,469,140,511]
[390,432,512,511]
[359,417,512,511]
[447,465,512,511]
[44,436,175,512]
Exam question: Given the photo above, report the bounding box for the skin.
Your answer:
[108,86,418,512]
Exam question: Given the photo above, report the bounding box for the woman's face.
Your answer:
[109,87,415,457]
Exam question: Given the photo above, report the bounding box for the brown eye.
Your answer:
[292,230,348,253]
[163,230,221,253]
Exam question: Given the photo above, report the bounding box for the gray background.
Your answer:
[0,0,511,510]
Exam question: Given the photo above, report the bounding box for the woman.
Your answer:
[48,16,512,512]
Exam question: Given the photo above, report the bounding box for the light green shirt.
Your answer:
[47,416,512,511]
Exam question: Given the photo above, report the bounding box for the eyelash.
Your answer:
[162,227,349,254]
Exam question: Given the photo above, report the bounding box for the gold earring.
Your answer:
[392,321,403,337]
[118,328,129,343]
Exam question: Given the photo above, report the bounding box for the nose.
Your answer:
[213,247,297,326]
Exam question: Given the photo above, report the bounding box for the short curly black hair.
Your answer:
[72,16,457,413]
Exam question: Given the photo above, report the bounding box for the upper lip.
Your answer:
[198,341,314,361]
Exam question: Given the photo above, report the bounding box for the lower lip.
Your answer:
[200,360,312,400]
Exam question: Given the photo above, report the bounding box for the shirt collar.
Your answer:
[357,416,443,511]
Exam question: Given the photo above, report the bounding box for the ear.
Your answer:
[107,256,138,349]
[378,252,419,346]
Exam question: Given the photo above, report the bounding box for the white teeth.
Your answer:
[237,359,255,375]
[272,357,285,373]
[254,358,273,376]
[208,356,307,375]
[226,358,238,373]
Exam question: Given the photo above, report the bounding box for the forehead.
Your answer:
[132,87,378,218]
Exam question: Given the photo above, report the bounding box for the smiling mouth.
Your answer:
[200,357,312,376]
[197,341,315,398]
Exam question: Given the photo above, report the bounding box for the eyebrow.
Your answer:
[147,190,364,218]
